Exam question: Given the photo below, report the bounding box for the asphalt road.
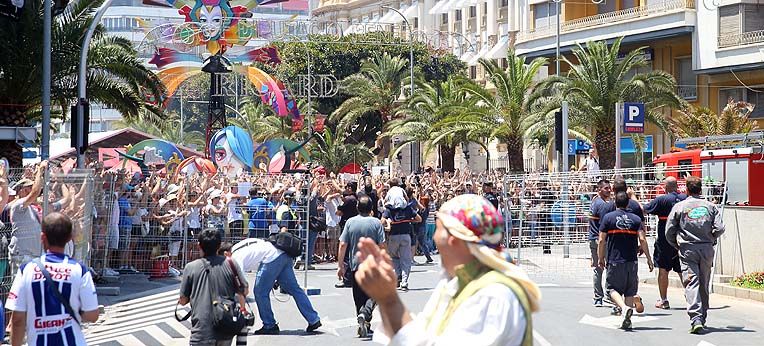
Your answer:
[85,253,764,346]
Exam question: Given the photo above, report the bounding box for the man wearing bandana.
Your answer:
[354,194,541,345]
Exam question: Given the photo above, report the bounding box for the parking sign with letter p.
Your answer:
[622,102,645,134]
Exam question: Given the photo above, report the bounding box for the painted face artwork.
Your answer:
[213,135,245,176]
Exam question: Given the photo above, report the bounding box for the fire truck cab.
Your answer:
[651,133,764,206]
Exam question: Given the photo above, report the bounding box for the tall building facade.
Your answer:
[312,0,764,170]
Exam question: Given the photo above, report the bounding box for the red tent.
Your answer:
[339,163,362,174]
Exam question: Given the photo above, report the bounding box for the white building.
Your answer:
[312,0,764,172]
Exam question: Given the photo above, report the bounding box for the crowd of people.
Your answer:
[0,156,729,344]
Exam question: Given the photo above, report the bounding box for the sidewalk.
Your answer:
[97,273,182,306]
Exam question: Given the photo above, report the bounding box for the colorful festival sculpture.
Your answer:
[141,0,302,124]
[253,139,310,173]
[176,156,217,177]
[209,126,254,176]
[117,139,186,177]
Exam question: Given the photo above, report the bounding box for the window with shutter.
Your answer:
[743,4,764,33]
[719,5,741,37]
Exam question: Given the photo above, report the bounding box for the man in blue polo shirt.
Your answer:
[598,192,653,331]
[246,186,273,239]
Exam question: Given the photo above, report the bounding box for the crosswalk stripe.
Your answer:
[91,333,144,346]
[110,299,179,316]
[116,289,180,306]
[86,291,190,346]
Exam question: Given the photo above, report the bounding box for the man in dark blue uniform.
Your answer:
[644,176,687,309]
[598,192,654,331]
[588,179,611,307]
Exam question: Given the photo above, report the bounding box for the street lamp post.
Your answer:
[382,5,416,173]
[76,0,116,168]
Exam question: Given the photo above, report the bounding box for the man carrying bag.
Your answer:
[178,228,249,345]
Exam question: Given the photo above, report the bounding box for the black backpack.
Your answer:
[269,232,303,258]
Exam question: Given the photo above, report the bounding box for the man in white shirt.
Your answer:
[354,195,541,345]
[582,148,600,179]
[226,186,246,241]
[230,238,322,335]
[7,212,100,346]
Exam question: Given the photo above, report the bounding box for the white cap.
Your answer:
[209,189,223,199]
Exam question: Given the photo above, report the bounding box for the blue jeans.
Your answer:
[307,230,318,266]
[254,253,320,328]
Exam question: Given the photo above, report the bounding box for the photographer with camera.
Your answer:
[230,236,322,335]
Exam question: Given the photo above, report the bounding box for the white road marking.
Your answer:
[578,314,659,329]
[576,282,592,286]
[697,341,717,346]
[533,329,552,346]
[315,316,359,336]
[536,283,561,287]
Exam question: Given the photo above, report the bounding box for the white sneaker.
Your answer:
[168,267,182,277]
[102,268,120,276]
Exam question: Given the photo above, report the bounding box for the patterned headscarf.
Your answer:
[437,194,541,312]
[437,194,505,248]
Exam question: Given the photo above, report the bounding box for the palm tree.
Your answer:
[311,127,373,174]
[0,0,165,166]
[233,99,313,143]
[536,37,684,169]
[453,53,548,172]
[385,78,476,172]
[115,113,205,148]
[669,101,757,138]
[330,52,409,160]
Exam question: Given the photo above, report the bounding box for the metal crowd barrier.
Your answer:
[501,165,727,279]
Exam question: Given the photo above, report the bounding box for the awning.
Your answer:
[468,44,491,65]
[486,36,509,60]
[404,2,418,19]
[428,0,447,15]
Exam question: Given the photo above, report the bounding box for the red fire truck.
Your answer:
[650,133,764,206]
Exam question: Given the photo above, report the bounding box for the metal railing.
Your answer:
[718,29,764,49]
[517,0,695,42]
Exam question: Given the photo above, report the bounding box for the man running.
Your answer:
[644,176,686,309]
[337,196,385,338]
[598,192,654,330]
[666,176,725,334]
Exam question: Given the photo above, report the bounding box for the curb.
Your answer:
[713,283,764,303]
[641,277,764,303]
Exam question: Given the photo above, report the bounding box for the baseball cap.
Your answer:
[284,190,296,199]
[209,189,223,199]
[11,179,33,190]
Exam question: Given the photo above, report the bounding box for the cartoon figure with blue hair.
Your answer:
[209,126,254,176]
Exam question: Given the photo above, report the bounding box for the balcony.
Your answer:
[718,30,764,49]
[677,86,697,100]
[517,0,695,42]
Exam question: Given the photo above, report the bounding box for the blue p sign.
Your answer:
[623,102,645,134]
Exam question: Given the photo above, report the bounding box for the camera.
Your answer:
[243,311,256,326]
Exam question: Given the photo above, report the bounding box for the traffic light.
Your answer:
[71,99,90,155]
[53,0,69,16]
[554,110,563,156]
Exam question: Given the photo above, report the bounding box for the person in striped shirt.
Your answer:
[7,212,100,346]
